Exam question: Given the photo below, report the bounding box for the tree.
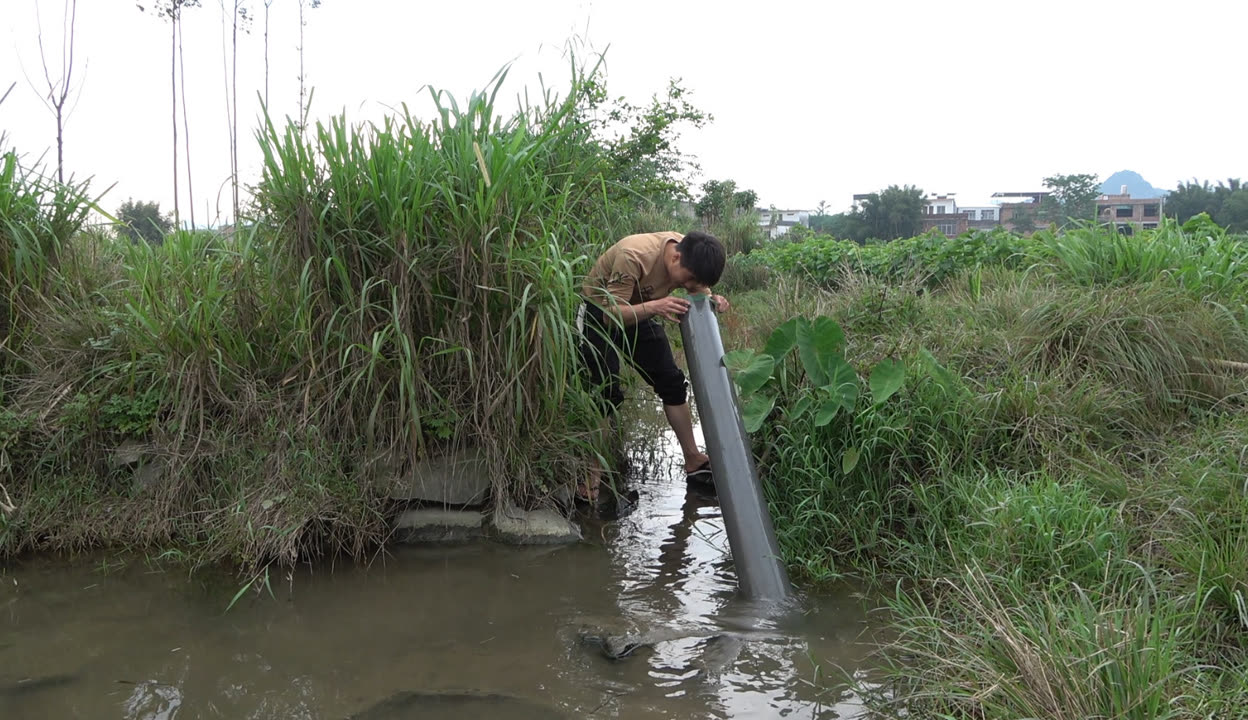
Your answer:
[262,0,274,108]
[810,212,866,242]
[1222,188,1248,232]
[1009,205,1038,234]
[117,199,173,245]
[220,0,251,224]
[1042,173,1099,226]
[139,0,202,229]
[1165,178,1248,231]
[1164,180,1214,224]
[32,0,83,184]
[694,179,757,226]
[596,78,712,204]
[178,6,195,229]
[853,185,925,241]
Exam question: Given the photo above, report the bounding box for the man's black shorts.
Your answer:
[579,300,688,413]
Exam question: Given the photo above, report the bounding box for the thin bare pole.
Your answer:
[178,11,195,230]
[170,4,180,228]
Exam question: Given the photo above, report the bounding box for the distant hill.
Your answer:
[1101,170,1166,198]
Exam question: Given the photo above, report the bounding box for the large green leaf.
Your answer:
[842,447,860,474]
[789,394,814,419]
[824,354,859,413]
[814,398,840,427]
[723,349,756,374]
[811,316,845,360]
[735,353,776,396]
[920,348,960,396]
[763,317,799,361]
[869,358,905,405]
[742,393,776,433]
[795,318,827,386]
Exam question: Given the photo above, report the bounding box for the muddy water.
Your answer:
[1,405,879,719]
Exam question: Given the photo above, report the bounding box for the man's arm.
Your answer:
[600,296,692,326]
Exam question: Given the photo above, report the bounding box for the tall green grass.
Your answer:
[252,65,610,495]
[1032,216,1248,301]
[0,150,95,375]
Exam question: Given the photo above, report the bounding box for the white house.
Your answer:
[960,206,999,222]
[757,209,811,239]
[923,194,959,215]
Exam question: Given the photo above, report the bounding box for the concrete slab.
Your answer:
[386,448,492,506]
[394,509,486,543]
[489,507,581,545]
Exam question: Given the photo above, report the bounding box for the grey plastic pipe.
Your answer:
[680,294,791,601]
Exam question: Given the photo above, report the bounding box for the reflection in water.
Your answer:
[122,680,183,720]
[577,401,874,718]
[0,403,876,719]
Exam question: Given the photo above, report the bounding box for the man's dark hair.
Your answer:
[676,231,726,287]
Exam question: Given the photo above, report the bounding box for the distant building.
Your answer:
[993,191,1052,233]
[991,191,1050,205]
[757,208,810,239]
[961,206,1001,229]
[919,194,968,236]
[1096,187,1164,234]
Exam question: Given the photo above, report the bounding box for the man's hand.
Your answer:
[646,296,690,323]
[712,294,731,312]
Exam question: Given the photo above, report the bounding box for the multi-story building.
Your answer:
[919,193,970,236]
[993,191,1051,232]
[960,206,1000,228]
[1096,187,1164,233]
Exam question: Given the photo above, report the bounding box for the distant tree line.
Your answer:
[1166,179,1248,232]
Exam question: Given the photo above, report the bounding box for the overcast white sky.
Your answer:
[4,0,1246,224]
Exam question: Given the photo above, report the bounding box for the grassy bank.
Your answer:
[720,221,1248,717]
[0,65,628,568]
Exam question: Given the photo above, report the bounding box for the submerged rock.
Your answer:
[393,509,485,543]
[576,619,783,666]
[348,690,566,719]
[489,507,581,545]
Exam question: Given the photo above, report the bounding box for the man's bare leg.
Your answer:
[663,402,710,473]
[580,416,610,502]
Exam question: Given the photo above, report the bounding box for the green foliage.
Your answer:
[1165,177,1248,232]
[750,220,1248,304]
[116,198,173,245]
[808,211,866,242]
[694,178,758,226]
[582,76,711,204]
[876,566,1198,720]
[749,225,1038,289]
[1032,217,1248,301]
[723,315,947,520]
[0,149,95,373]
[851,184,925,241]
[98,387,164,437]
[1042,172,1100,225]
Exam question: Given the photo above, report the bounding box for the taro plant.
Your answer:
[724,314,922,472]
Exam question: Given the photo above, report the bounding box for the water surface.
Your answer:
[1,405,878,719]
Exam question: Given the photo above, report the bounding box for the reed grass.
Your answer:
[0,149,95,375]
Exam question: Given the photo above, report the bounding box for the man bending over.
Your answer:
[579,230,730,501]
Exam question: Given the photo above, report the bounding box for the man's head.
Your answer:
[668,231,726,292]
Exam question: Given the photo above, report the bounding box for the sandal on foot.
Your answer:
[685,460,713,484]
